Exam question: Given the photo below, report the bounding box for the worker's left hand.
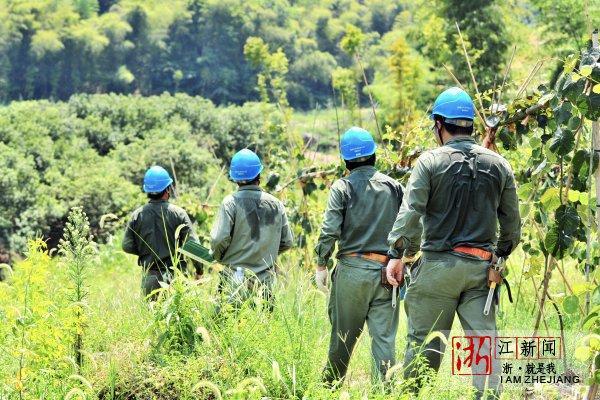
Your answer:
[386,259,405,287]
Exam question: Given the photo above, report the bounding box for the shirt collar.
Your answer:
[149,199,168,204]
[237,185,262,192]
[349,165,377,175]
[445,136,476,146]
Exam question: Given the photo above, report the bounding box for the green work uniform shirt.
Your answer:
[210,185,294,274]
[388,136,521,258]
[315,166,404,269]
[122,199,199,271]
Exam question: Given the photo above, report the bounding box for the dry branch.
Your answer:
[455,22,486,119]
[276,168,338,192]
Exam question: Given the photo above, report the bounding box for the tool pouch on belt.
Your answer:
[487,267,503,287]
[487,265,514,304]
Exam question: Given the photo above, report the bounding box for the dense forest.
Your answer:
[0,0,595,109]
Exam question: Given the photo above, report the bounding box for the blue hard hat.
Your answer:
[229,149,263,182]
[143,166,173,193]
[431,87,475,123]
[340,127,377,161]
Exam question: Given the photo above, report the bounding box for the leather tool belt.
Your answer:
[453,246,493,261]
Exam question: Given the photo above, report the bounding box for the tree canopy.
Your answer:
[1,0,595,111]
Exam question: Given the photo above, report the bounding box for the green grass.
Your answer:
[0,239,592,399]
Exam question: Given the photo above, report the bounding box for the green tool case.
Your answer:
[178,240,214,263]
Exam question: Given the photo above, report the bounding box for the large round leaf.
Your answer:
[556,204,581,234]
[549,127,575,156]
[563,295,579,314]
[555,101,572,125]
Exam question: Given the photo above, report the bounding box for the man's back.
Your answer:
[123,200,196,269]
[403,136,520,256]
[210,185,293,273]
[316,166,403,265]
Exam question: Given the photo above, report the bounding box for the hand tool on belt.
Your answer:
[346,252,399,308]
[484,257,506,316]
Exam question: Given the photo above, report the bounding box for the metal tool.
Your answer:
[483,257,505,316]
[392,286,397,309]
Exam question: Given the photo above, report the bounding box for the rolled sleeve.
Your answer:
[315,182,345,266]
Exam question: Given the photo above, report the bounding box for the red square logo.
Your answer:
[452,336,492,375]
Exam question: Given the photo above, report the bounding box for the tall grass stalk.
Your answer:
[16,264,33,400]
[59,207,95,370]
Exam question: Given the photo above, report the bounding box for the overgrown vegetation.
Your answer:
[0,93,285,257]
[1,0,600,399]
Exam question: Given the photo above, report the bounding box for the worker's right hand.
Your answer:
[386,259,405,287]
[315,266,329,293]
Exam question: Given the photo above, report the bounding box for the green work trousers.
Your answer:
[324,258,399,385]
[142,269,172,300]
[141,262,195,301]
[218,267,276,311]
[403,251,500,399]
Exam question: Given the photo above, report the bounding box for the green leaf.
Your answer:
[529,136,542,148]
[573,282,595,295]
[544,142,558,163]
[593,84,600,94]
[575,345,591,362]
[538,92,555,105]
[568,190,582,202]
[573,149,589,173]
[582,313,599,330]
[540,187,560,210]
[586,91,600,120]
[549,127,575,156]
[556,204,581,233]
[580,65,593,77]
[567,116,581,130]
[592,287,600,307]
[579,192,589,206]
[563,295,579,314]
[545,204,581,258]
[556,102,572,125]
[517,182,533,198]
[563,54,578,74]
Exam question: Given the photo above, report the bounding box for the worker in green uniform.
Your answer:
[210,149,293,308]
[315,127,408,387]
[386,87,521,398]
[123,165,202,300]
